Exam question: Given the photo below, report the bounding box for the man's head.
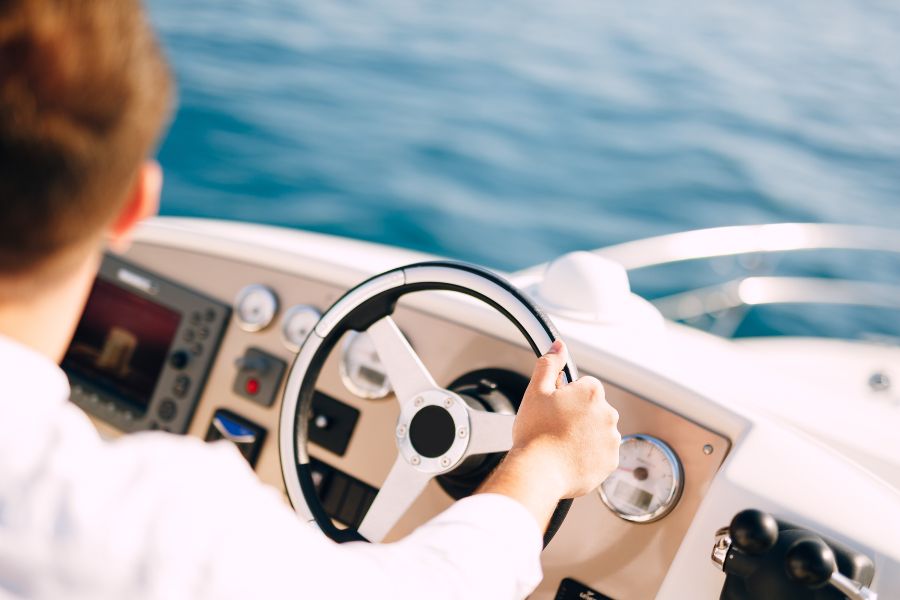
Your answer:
[0,0,173,284]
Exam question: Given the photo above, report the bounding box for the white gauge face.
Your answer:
[339,331,392,399]
[281,305,321,352]
[599,434,683,523]
[234,284,279,332]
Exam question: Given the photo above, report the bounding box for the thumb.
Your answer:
[529,340,567,394]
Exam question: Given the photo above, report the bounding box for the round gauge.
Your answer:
[339,331,393,399]
[234,284,279,332]
[281,305,321,352]
[599,434,684,523]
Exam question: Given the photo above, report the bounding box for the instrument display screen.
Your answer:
[62,278,182,413]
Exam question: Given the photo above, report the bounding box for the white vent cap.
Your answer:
[535,251,661,327]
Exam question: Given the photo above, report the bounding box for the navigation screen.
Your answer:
[62,279,182,413]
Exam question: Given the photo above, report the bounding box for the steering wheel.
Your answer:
[279,261,578,547]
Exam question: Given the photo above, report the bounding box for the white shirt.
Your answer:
[0,335,543,599]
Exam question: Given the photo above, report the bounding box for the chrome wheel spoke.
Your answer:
[367,316,438,403]
[358,456,432,542]
[466,409,516,456]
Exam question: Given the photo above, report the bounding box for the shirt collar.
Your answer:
[0,334,70,408]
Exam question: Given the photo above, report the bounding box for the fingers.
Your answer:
[529,340,568,395]
[572,376,619,427]
[571,375,606,402]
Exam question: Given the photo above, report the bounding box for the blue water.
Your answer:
[147,0,900,339]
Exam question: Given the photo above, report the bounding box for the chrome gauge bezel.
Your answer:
[598,433,684,524]
[280,304,321,352]
[338,331,394,399]
[234,284,279,332]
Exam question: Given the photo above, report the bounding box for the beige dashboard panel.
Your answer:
[92,241,730,600]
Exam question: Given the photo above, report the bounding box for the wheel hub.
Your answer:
[396,389,470,474]
[409,405,456,458]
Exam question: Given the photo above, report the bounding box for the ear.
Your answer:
[107,160,162,253]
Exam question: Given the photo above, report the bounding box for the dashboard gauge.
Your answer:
[234,284,279,332]
[281,305,321,352]
[339,331,393,399]
[599,434,683,523]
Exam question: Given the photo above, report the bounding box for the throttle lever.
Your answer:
[712,509,877,600]
[785,538,878,600]
[711,509,779,572]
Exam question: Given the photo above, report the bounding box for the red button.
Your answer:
[245,378,260,395]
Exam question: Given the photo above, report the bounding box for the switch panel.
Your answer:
[309,392,360,457]
[555,579,614,600]
[309,458,377,529]
[233,347,286,407]
[205,409,266,467]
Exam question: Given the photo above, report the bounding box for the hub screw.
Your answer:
[869,371,891,392]
[444,398,454,408]
[440,456,451,468]
[396,425,407,438]
[458,428,467,438]
[414,397,424,407]
[410,455,421,466]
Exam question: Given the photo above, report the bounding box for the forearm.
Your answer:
[477,444,568,532]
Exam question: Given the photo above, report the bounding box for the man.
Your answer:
[0,1,621,598]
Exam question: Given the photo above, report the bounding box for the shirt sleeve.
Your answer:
[200,463,545,600]
[384,493,545,599]
[81,425,543,600]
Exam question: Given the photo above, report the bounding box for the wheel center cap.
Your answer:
[396,390,471,474]
[409,405,456,458]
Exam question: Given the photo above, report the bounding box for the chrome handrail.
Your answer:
[517,223,900,277]
[654,277,900,322]
[595,223,900,271]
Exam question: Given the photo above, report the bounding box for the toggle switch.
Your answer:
[232,347,286,407]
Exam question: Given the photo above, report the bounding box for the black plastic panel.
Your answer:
[309,457,377,529]
[555,578,615,600]
[309,391,360,457]
[205,409,267,468]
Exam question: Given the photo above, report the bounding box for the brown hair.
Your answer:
[0,0,173,275]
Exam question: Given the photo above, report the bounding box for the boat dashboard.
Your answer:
[64,218,900,599]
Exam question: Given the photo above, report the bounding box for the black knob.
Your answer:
[729,509,779,556]
[785,538,835,589]
[169,350,190,370]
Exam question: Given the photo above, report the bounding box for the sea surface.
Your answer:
[147,0,900,339]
